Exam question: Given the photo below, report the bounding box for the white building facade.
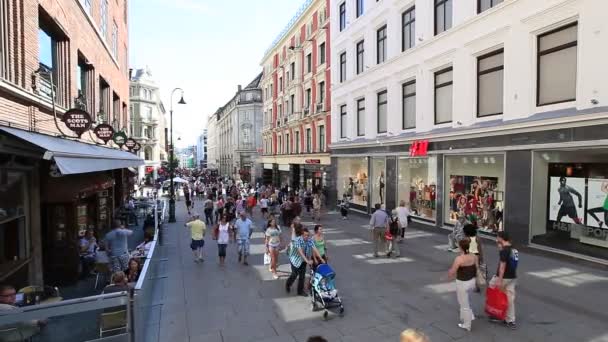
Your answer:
[129,67,168,184]
[206,114,218,170]
[196,129,208,169]
[330,0,608,262]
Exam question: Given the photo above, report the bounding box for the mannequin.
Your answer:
[378,171,385,204]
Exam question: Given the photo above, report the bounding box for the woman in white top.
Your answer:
[216,215,231,266]
[265,219,282,279]
[395,200,411,242]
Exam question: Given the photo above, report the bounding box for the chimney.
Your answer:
[237,85,242,92]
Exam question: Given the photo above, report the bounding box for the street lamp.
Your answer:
[168,88,186,223]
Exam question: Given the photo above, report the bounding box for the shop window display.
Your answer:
[371,158,386,206]
[445,155,505,233]
[397,157,438,220]
[337,157,368,207]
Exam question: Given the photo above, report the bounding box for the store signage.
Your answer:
[409,140,429,157]
[132,142,142,152]
[306,159,321,164]
[112,131,127,147]
[93,124,115,144]
[62,108,92,137]
[125,138,137,150]
[145,166,154,173]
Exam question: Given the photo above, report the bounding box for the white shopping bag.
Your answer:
[263,252,271,265]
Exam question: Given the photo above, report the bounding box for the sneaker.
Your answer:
[272,273,279,279]
[243,261,249,266]
[194,259,199,263]
[505,322,517,330]
[457,323,471,332]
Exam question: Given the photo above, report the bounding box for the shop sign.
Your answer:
[93,124,115,144]
[133,142,142,152]
[112,131,127,147]
[62,108,92,137]
[306,159,321,164]
[125,138,137,150]
[409,140,429,157]
[145,166,154,173]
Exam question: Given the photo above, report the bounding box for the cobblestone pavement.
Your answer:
[153,202,608,342]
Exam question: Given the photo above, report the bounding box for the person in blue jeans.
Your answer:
[234,211,253,265]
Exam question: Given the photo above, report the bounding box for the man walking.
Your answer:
[104,220,133,273]
[286,225,322,296]
[489,231,518,329]
[203,195,214,225]
[185,213,206,263]
[369,203,389,258]
[235,211,253,265]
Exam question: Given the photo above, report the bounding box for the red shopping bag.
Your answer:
[485,287,508,320]
[384,230,393,241]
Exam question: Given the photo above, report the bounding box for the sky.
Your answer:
[129,0,304,147]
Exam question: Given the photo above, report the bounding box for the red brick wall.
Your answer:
[0,0,129,144]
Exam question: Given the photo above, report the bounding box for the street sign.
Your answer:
[112,131,127,147]
[62,108,92,137]
[93,124,115,144]
[133,142,142,152]
[305,159,321,164]
[125,138,137,150]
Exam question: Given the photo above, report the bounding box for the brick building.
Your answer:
[0,0,140,288]
[259,0,332,193]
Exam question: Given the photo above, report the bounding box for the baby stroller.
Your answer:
[310,264,344,319]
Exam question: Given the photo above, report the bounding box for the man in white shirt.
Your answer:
[395,200,411,243]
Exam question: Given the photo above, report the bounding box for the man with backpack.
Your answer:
[489,231,518,329]
[387,209,401,258]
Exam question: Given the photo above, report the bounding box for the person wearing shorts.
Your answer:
[185,213,206,263]
[235,211,253,265]
[216,215,231,266]
[265,218,282,279]
[260,195,269,219]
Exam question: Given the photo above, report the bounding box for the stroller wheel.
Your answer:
[323,310,329,320]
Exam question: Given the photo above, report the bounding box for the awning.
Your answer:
[0,126,144,175]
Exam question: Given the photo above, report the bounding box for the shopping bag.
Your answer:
[384,230,393,241]
[263,252,271,265]
[212,225,219,240]
[485,287,508,320]
[476,263,487,287]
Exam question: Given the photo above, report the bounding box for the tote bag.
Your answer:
[485,287,508,320]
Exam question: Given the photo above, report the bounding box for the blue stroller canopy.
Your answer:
[316,264,335,278]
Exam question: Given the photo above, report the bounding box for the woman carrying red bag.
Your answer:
[447,238,478,332]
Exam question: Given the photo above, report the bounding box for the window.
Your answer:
[99,77,110,123]
[100,0,108,38]
[306,128,312,153]
[339,52,346,82]
[279,77,283,91]
[290,62,295,80]
[357,98,365,136]
[402,80,416,129]
[0,4,9,81]
[81,0,92,14]
[295,130,300,153]
[290,94,295,113]
[305,88,311,110]
[339,2,346,31]
[435,0,452,35]
[537,22,578,106]
[356,40,364,74]
[111,22,118,57]
[356,0,364,18]
[306,53,312,73]
[318,81,325,105]
[340,105,347,138]
[38,12,69,107]
[434,67,453,124]
[278,136,282,154]
[377,26,387,64]
[319,42,326,65]
[319,125,325,152]
[477,50,504,117]
[286,133,290,154]
[478,0,503,13]
[402,7,415,51]
[377,91,387,133]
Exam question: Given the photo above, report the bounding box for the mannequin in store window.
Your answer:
[378,171,385,205]
[556,176,583,224]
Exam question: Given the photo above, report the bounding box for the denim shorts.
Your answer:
[218,243,227,257]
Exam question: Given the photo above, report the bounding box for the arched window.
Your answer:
[144,146,153,160]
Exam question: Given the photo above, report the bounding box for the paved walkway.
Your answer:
[153,201,608,342]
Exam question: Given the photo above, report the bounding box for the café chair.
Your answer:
[99,310,127,338]
[94,263,111,289]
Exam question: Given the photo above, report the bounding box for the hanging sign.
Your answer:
[125,138,137,151]
[305,159,321,164]
[409,140,429,157]
[93,124,115,144]
[112,131,127,147]
[62,108,92,137]
[132,142,142,152]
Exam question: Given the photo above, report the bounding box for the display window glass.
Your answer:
[531,150,608,260]
[397,157,437,221]
[337,157,369,207]
[0,170,29,269]
[370,158,386,207]
[445,154,505,233]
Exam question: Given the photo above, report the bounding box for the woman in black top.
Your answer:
[447,238,478,332]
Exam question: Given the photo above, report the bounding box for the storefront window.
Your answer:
[397,157,438,220]
[0,170,28,268]
[531,150,608,260]
[445,154,505,233]
[370,158,386,207]
[337,157,368,207]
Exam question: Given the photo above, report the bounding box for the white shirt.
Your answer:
[260,198,269,208]
[218,223,230,244]
[396,206,410,228]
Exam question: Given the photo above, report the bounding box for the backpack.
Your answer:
[389,217,400,235]
[509,248,519,270]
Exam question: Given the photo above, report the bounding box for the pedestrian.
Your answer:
[448,214,468,252]
[184,185,192,215]
[203,195,214,225]
[312,194,321,222]
[400,329,430,342]
[463,224,485,292]
[387,210,400,258]
[447,238,478,332]
[185,213,206,263]
[260,195,269,219]
[265,218,282,279]
[246,194,257,216]
[395,200,411,242]
[369,203,389,257]
[313,224,327,265]
[489,231,518,329]
[339,194,350,220]
[215,215,231,266]
[235,211,253,265]
[215,196,224,223]
[286,225,322,296]
[104,219,133,273]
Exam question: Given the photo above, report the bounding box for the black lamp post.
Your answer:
[168,88,186,223]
